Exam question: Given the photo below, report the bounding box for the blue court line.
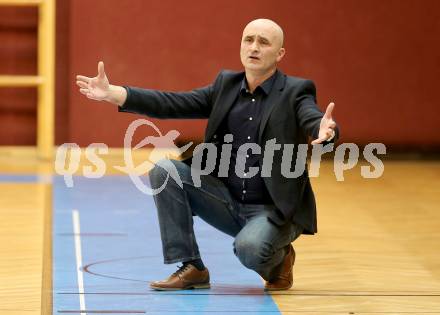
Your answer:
[53,175,282,314]
[0,174,49,183]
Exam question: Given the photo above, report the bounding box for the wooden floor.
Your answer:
[0,147,439,314]
[272,160,440,313]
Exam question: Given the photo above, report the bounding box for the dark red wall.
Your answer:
[1,0,440,149]
[0,7,37,145]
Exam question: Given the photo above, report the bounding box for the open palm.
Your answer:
[311,102,337,145]
[76,61,110,101]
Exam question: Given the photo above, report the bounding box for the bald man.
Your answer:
[76,18,339,291]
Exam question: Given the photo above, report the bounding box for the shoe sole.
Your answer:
[150,283,211,291]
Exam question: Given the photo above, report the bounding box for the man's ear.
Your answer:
[277,48,286,62]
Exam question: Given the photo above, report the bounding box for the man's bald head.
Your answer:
[240,18,286,76]
[243,19,284,48]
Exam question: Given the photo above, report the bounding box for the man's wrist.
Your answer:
[106,84,127,106]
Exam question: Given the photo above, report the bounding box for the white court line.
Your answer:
[72,209,87,314]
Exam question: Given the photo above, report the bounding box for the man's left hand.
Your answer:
[311,102,337,145]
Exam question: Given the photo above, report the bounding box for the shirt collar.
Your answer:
[240,70,278,96]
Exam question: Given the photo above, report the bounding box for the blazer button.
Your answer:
[213,134,217,139]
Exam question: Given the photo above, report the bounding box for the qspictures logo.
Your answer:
[55,119,386,195]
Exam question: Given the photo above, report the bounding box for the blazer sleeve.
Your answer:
[295,80,339,142]
[118,74,220,119]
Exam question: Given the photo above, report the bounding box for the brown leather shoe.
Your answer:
[150,263,210,291]
[264,244,295,291]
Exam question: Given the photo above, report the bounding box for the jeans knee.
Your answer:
[233,237,275,269]
[149,159,189,187]
[148,160,168,187]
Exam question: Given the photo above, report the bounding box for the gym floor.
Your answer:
[1,147,439,314]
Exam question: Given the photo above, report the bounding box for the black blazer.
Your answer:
[120,69,339,234]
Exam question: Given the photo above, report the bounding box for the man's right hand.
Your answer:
[76,61,127,106]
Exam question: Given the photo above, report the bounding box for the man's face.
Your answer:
[240,20,285,75]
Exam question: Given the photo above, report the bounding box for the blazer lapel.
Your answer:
[258,70,286,142]
[205,73,243,141]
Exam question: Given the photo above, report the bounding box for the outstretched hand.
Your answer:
[311,102,337,145]
[76,61,110,101]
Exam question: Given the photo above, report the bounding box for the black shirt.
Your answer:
[221,72,277,204]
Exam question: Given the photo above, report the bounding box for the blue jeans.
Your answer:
[149,159,303,281]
